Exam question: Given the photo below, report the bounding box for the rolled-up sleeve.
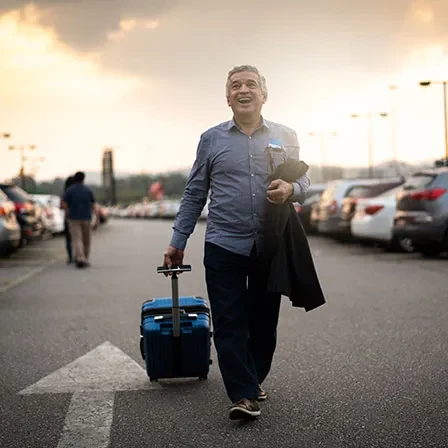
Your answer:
[169,134,211,250]
[287,131,310,204]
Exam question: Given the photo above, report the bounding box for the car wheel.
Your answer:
[398,237,414,253]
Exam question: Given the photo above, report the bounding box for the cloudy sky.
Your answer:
[1,0,447,181]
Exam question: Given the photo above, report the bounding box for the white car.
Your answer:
[351,185,414,251]
[31,194,65,234]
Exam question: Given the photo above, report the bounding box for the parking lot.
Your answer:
[0,219,446,448]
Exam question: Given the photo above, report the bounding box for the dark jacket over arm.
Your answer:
[261,159,326,312]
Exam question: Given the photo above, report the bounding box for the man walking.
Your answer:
[162,65,311,420]
[62,171,98,268]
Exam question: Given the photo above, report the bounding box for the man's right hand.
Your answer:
[163,246,185,276]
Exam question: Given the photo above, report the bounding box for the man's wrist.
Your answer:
[287,182,294,200]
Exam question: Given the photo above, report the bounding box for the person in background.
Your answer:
[162,65,310,420]
[62,175,75,264]
[62,171,99,268]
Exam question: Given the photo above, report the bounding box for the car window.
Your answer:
[344,185,372,198]
[367,182,404,197]
[402,174,435,190]
[0,185,31,203]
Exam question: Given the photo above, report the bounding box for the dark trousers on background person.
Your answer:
[68,219,92,263]
[204,242,282,403]
[64,219,72,262]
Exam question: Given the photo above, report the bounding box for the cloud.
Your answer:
[108,18,159,42]
[0,7,143,99]
[0,0,177,49]
[0,5,150,181]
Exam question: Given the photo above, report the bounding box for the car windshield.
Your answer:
[402,174,435,190]
[0,185,30,203]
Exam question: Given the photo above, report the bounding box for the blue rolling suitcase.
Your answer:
[140,265,212,382]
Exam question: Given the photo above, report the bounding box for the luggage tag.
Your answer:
[265,139,287,177]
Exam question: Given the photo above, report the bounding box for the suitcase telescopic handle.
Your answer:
[156,265,192,337]
[157,265,192,277]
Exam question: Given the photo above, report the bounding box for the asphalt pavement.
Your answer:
[0,219,447,448]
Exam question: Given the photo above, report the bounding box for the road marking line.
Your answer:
[0,261,54,296]
[57,392,114,448]
[19,342,151,448]
[19,341,150,395]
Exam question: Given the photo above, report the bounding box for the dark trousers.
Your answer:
[64,219,72,261]
[204,242,281,402]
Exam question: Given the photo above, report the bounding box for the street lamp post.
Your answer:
[8,144,37,189]
[308,131,338,182]
[350,112,388,179]
[389,85,398,166]
[419,80,448,160]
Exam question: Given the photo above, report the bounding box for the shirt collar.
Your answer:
[226,116,270,132]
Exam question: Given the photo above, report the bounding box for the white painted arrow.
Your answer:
[19,341,150,448]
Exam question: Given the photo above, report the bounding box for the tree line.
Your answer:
[15,164,349,205]
[14,172,188,205]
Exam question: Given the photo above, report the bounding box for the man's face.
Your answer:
[227,71,266,119]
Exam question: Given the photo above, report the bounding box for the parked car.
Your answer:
[0,183,43,245]
[337,179,405,239]
[295,183,327,233]
[31,194,65,234]
[351,184,414,251]
[0,189,21,255]
[393,167,448,257]
[315,178,403,237]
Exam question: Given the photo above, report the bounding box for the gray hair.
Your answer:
[225,65,268,100]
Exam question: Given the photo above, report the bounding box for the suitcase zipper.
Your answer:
[141,305,210,319]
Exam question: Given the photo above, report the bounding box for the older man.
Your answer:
[163,65,310,420]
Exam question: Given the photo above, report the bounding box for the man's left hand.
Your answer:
[267,179,294,204]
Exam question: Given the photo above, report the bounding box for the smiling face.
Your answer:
[227,71,266,121]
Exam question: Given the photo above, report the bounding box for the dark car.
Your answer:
[338,180,405,238]
[0,189,21,255]
[0,183,43,245]
[393,167,448,257]
[295,183,327,233]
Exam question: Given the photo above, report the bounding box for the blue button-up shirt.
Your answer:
[170,117,310,256]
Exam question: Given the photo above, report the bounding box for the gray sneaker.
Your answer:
[229,399,261,420]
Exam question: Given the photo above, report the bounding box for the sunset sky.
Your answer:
[1,0,448,181]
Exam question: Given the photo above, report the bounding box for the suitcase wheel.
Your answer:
[150,378,159,383]
[199,376,207,381]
